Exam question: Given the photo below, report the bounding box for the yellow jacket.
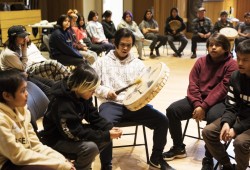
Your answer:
[0,102,72,170]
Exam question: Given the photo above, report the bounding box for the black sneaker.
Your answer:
[155,48,160,56]
[149,156,175,170]
[221,163,235,170]
[162,146,187,161]
[191,53,197,59]
[201,157,213,170]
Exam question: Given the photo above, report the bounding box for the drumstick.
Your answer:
[115,78,142,95]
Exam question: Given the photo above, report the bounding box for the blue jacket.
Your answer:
[49,26,82,58]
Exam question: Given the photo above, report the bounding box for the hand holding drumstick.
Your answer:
[115,78,142,95]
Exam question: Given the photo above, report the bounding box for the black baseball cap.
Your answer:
[8,25,30,38]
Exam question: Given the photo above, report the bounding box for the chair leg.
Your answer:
[182,119,190,141]
[197,121,201,139]
[142,125,149,163]
[133,125,138,145]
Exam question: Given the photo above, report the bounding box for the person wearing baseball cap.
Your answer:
[191,7,213,59]
[8,25,30,38]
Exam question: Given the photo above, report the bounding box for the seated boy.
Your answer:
[202,39,250,170]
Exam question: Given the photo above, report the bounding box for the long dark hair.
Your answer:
[76,13,86,29]
[56,14,69,28]
[88,10,98,22]
[143,9,153,21]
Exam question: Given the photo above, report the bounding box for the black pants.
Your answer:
[191,34,208,53]
[166,34,188,53]
[99,102,169,166]
[28,75,55,100]
[166,97,225,158]
[144,33,167,50]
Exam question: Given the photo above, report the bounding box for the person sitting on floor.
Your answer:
[191,7,213,59]
[0,69,75,170]
[0,25,69,81]
[0,25,56,100]
[202,39,250,170]
[42,62,122,170]
[162,33,238,170]
[164,7,188,57]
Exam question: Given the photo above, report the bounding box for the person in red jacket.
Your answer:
[162,33,238,170]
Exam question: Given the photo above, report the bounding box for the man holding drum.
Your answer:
[93,28,174,170]
[162,33,238,170]
[165,7,188,57]
[213,10,233,33]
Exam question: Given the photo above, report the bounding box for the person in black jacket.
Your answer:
[101,10,116,43]
[202,39,250,170]
[42,62,122,170]
[165,7,188,57]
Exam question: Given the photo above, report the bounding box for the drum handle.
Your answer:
[115,78,142,95]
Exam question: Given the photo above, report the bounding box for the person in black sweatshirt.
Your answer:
[202,39,250,170]
[42,61,122,170]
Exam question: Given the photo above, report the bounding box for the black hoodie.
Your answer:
[42,78,113,146]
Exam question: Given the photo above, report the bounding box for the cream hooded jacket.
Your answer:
[0,102,72,170]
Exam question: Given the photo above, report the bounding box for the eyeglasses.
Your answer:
[119,42,132,48]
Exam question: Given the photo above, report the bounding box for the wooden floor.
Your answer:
[90,41,250,170]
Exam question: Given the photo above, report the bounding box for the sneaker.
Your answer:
[201,157,213,170]
[173,53,178,57]
[162,146,187,161]
[221,163,235,170]
[138,56,145,60]
[155,48,160,56]
[150,51,157,58]
[191,53,197,59]
[149,156,175,170]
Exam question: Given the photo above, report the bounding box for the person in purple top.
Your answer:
[162,33,238,170]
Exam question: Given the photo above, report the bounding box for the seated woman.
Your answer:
[101,10,116,43]
[49,14,86,66]
[72,13,104,56]
[165,7,188,57]
[0,69,75,170]
[139,9,167,57]
[117,11,145,60]
[86,10,115,54]
[0,25,69,81]
[67,10,97,64]
[0,25,55,99]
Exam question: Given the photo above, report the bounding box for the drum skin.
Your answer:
[219,27,238,51]
[169,20,181,31]
[219,27,238,39]
[123,62,170,111]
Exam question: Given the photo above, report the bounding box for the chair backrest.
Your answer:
[42,34,51,52]
[27,81,49,132]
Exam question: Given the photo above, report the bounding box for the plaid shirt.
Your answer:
[192,17,213,34]
[93,50,145,104]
